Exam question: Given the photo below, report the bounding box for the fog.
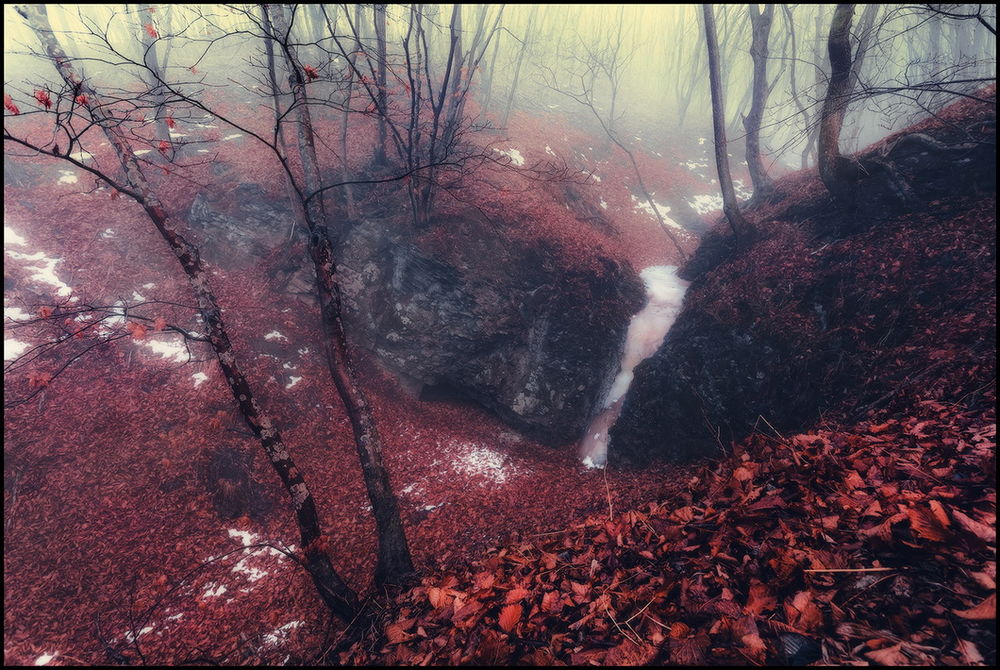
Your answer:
[5,4,996,172]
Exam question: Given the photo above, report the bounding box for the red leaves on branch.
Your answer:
[189,65,198,75]
[144,23,159,39]
[74,94,89,106]
[38,306,54,319]
[126,322,147,340]
[4,93,20,115]
[153,316,168,331]
[165,116,175,129]
[303,64,319,82]
[33,89,52,109]
[158,139,170,156]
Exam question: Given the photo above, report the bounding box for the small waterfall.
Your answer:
[580,266,690,467]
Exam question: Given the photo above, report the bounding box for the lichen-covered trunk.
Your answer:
[16,2,359,624]
[818,4,856,200]
[267,4,416,588]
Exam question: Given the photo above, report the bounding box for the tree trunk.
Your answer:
[374,4,388,167]
[817,3,856,200]
[15,2,359,623]
[501,6,537,129]
[266,4,416,589]
[702,4,751,242]
[744,4,774,196]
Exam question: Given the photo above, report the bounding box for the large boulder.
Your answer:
[336,213,644,444]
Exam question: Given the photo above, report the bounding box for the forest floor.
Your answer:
[4,93,995,666]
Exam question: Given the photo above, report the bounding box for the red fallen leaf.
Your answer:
[865,643,908,665]
[505,587,530,604]
[427,586,444,609]
[38,306,54,319]
[907,505,949,542]
[540,589,562,613]
[34,89,52,109]
[144,22,159,38]
[497,603,520,632]
[153,316,168,331]
[27,371,52,389]
[5,93,21,115]
[950,508,996,543]
[953,592,996,620]
[744,578,776,616]
[110,189,121,200]
[126,322,147,340]
[785,591,823,632]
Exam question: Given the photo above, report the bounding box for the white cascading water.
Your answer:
[580,266,690,467]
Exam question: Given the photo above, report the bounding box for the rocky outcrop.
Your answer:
[336,214,644,444]
[610,102,997,464]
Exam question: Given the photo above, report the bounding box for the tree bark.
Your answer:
[374,3,388,167]
[817,3,856,200]
[265,4,416,589]
[744,4,774,196]
[15,2,359,623]
[702,4,751,242]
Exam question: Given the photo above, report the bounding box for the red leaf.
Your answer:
[165,116,175,129]
[953,593,996,620]
[34,89,52,109]
[303,64,319,81]
[153,317,168,331]
[4,93,21,115]
[158,139,170,155]
[144,22,159,39]
[127,322,147,340]
[498,603,520,632]
[74,94,89,106]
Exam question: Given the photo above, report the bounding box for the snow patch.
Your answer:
[34,652,58,666]
[262,621,303,648]
[4,249,73,296]
[264,330,287,340]
[689,193,724,215]
[192,372,208,387]
[451,444,517,484]
[630,195,684,230]
[134,149,152,156]
[203,583,227,598]
[57,170,78,184]
[494,147,525,166]
[143,337,191,363]
[285,375,302,389]
[222,133,243,141]
[4,227,26,246]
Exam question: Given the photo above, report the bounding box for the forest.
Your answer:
[3,3,996,666]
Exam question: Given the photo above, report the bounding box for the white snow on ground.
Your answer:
[192,372,208,387]
[589,172,601,182]
[734,179,753,200]
[285,375,302,389]
[222,133,243,141]
[124,626,155,643]
[545,145,556,156]
[698,137,707,145]
[4,226,26,246]
[134,149,152,156]
[227,528,293,583]
[599,198,608,210]
[69,151,94,161]
[203,582,227,598]
[132,291,146,302]
[630,194,684,230]
[101,228,115,238]
[169,130,188,138]
[262,621,303,648]
[143,337,191,363]
[680,159,709,171]
[264,330,287,340]
[4,249,73,296]
[57,170,78,184]
[142,282,156,289]
[689,193,724,215]
[5,306,32,321]
[5,339,29,361]
[34,652,58,666]
[494,147,525,166]
[450,443,518,484]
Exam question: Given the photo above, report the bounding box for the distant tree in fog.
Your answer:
[744,3,775,196]
[702,3,752,243]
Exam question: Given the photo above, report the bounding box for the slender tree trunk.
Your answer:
[702,4,751,242]
[266,4,415,589]
[744,4,774,196]
[501,6,537,129]
[818,3,856,200]
[132,4,171,155]
[374,3,388,167]
[16,2,360,623]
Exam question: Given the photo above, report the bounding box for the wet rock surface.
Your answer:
[337,213,644,444]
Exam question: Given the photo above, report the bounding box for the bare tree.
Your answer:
[744,3,775,196]
[818,3,857,200]
[10,3,361,623]
[703,3,752,242]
